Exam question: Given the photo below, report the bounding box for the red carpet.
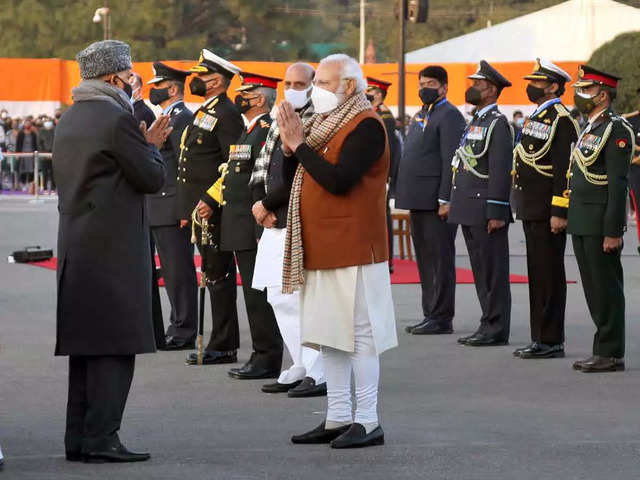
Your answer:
[27,256,532,285]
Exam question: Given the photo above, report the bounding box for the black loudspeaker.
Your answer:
[408,0,428,23]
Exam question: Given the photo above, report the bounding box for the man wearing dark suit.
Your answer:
[54,39,171,463]
[196,72,284,380]
[146,62,198,350]
[568,66,633,373]
[449,60,513,347]
[130,71,165,350]
[512,59,579,359]
[178,49,244,366]
[395,66,465,335]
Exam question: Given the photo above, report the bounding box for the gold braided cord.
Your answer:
[453,117,499,181]
[570,122,613,186]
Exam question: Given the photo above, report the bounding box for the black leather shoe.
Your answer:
[261,380,302,393]
[331,423,385,449]
[457,332,480,345]
[580,356,625,373]
[66,451,83,462]
[287,377,327,398]
[513,343,535,357]
[572,356,596,371]
[465,333,508,346]
[520,343,565,359]
[405,319,429,333]
[83,444,150,463]
[291,421,351,444]
[228,361,279,380]
[159,336,195,351]
[411,319,453,335]
[185,350,237,365]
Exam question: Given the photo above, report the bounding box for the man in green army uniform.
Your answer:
[197,72,284,380]
[568,65,634,373]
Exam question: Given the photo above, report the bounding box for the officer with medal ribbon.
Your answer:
[567,66,634,373]
[177,48,245,366]
[197,72,284,380]
[511,59,579,360]
[448,60,514,347]
[145,61,199,351]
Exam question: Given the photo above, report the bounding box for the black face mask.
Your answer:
[114,75,133,99]
[465,86,485,106]
[149,87,170,106]
[526,84,548,103]
[189,77,208,97]
[234,95,255,114]
[419,87,440,106]
[366,94,375,103]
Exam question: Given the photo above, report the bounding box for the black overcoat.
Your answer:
[53,99,165,356]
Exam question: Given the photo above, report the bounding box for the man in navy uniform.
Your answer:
[146,61,198,351]
[395,66,465,335]
[196,72,284,379]
[568,66,633,372]
[449,60,513,347]
[178,49,244,366]
[512,59,579,359]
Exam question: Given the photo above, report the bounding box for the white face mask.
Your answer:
[44,121,54,129]
[311,85,340,114]
[284,85,312,110]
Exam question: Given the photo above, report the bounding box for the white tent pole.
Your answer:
[359,0,366,64]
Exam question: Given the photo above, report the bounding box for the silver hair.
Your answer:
[287,62,315,83]
[255,87,277,109]
[319,54,366,93]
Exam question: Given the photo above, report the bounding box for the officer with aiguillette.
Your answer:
[177,49,245,366]
[567,66,634,373]
[512,59,579,360]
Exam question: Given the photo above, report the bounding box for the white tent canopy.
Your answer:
[406,0,640,63]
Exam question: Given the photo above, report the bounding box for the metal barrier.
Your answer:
[1,151,54,202]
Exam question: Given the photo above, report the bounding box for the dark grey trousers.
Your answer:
[410,210,458,324]
[461,224,511,339]
[152,225,198,343]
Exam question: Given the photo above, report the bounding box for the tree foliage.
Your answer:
[588,31,640,114]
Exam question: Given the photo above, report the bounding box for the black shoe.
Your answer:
[513,343,535,357]
[83,444,150,463]
[411,319,453,335]
[291,421,351,444]
[520,343,565,359]
[465,332,508,347]
[185,350,237,365]
[457,332,480,345]
[573,356,596,371]
[287,377,327,398]
[262,380,302,393]
[159,336,195,351]
[228,360,279,380]
[405,319,429,334]
[580,356,625,373]
[66,451,83,462]
[331,423,385,449]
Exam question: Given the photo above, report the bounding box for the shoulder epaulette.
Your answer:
[554,103,569,116]
[206,97,220,113]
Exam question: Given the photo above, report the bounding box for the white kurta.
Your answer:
[252,227,286,289]
[301,261,398,354]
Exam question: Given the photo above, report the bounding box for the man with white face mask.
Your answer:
[278,54,397,449]
[250,63,327,398]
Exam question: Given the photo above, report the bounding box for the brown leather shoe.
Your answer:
[580,356,625,373]
[572,356,596,371]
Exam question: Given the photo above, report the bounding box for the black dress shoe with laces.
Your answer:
[228,360,279,380]
[457,331,481,345]
[405,319,429,334]
[159,336,195,351]
[411,319,453,335]
[83,443,150,463]
[261,380,302,393]
[465,332,508,346]
[513,342,535,357]
[330,423,385,449]
[287,377,327,398]
[520,343,565,359]
[185,350,237,365]
[291,421,351,444]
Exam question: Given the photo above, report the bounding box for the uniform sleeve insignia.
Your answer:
[260,120,270,129]
[616,138,628,148]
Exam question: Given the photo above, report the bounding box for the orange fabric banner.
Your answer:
[0,58,582,106]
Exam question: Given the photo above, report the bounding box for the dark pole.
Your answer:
[398,0,406,136]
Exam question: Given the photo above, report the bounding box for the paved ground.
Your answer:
[2,195,640,479]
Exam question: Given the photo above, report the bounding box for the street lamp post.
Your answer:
[92,1,111,40]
